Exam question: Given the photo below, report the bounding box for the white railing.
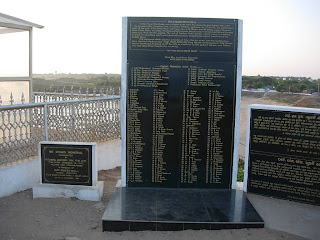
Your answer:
[0,96,120,167]
[0,86,121,105]
[33,86,120,103]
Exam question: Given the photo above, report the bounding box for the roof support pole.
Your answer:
[29,28,33,103]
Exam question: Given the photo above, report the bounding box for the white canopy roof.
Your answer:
[0,13,43,34]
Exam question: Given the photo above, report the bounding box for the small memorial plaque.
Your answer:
[40,143,93,186]
[245,105,320,205]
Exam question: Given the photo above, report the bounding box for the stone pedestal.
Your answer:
[102,188,264,231]
[33,181,104,201]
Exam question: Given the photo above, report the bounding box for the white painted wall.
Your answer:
[97,139,121,170]
[0,158,39,198]
[0,139,121,198]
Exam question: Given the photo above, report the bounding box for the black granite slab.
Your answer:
[125,17,241,189]
[102,188,264,231]
[247,108,320,206]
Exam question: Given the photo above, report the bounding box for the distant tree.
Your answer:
[260,77,273,86]
[254,81,265,89]
[276,82,288,92]
[242,75,318,92]
[298,83,307,91]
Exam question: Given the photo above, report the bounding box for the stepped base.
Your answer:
[102,187,264,231]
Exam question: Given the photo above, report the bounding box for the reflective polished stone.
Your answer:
[102,188,264,231]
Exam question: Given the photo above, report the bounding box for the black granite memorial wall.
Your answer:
[101,17,265,232]
[125,17,241,188]
[247,108,320,205]
[41,143,93,186]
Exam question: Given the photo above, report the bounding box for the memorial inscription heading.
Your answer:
[41,144,93,186]
[124,17,242,188]
[247,107,320,205]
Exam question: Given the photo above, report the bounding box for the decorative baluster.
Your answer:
[116,99,119,109]
[44,89,47,102]
[105,88,109,97]
[21,92,25,104]
[10,92,14,105]
[71,86,74,99]
[112,100,115,121]
[54,89,57,101]
[58,87,62,101]
[62,86,66,100]
[93,88,96,97]
[99,88,103,97]
[79,87,82,99]
[86,88,89,98]
[0,95,2,105]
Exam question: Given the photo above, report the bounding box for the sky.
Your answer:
[1,0,320,79]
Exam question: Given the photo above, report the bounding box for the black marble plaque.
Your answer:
[41,144,93,186]
[247,108,320,205]
[125,17,241,188]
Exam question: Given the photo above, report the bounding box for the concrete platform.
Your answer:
[102,187,264,231]
[33,181,104,201]
[247,193,320,240]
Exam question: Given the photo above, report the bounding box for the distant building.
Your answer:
[303,89,316,94]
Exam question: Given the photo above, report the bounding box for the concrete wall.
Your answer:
[97,139,121,170]
[0,158,39,198]
[0,139,121,198]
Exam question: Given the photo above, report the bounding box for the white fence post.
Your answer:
[44,103,49,141]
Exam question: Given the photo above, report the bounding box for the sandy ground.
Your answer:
[0,96,307,240]
[0,167,306,240]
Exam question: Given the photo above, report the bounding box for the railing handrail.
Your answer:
[33,91,118,96]
[34,92,111,96]
[0,96,120,110]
